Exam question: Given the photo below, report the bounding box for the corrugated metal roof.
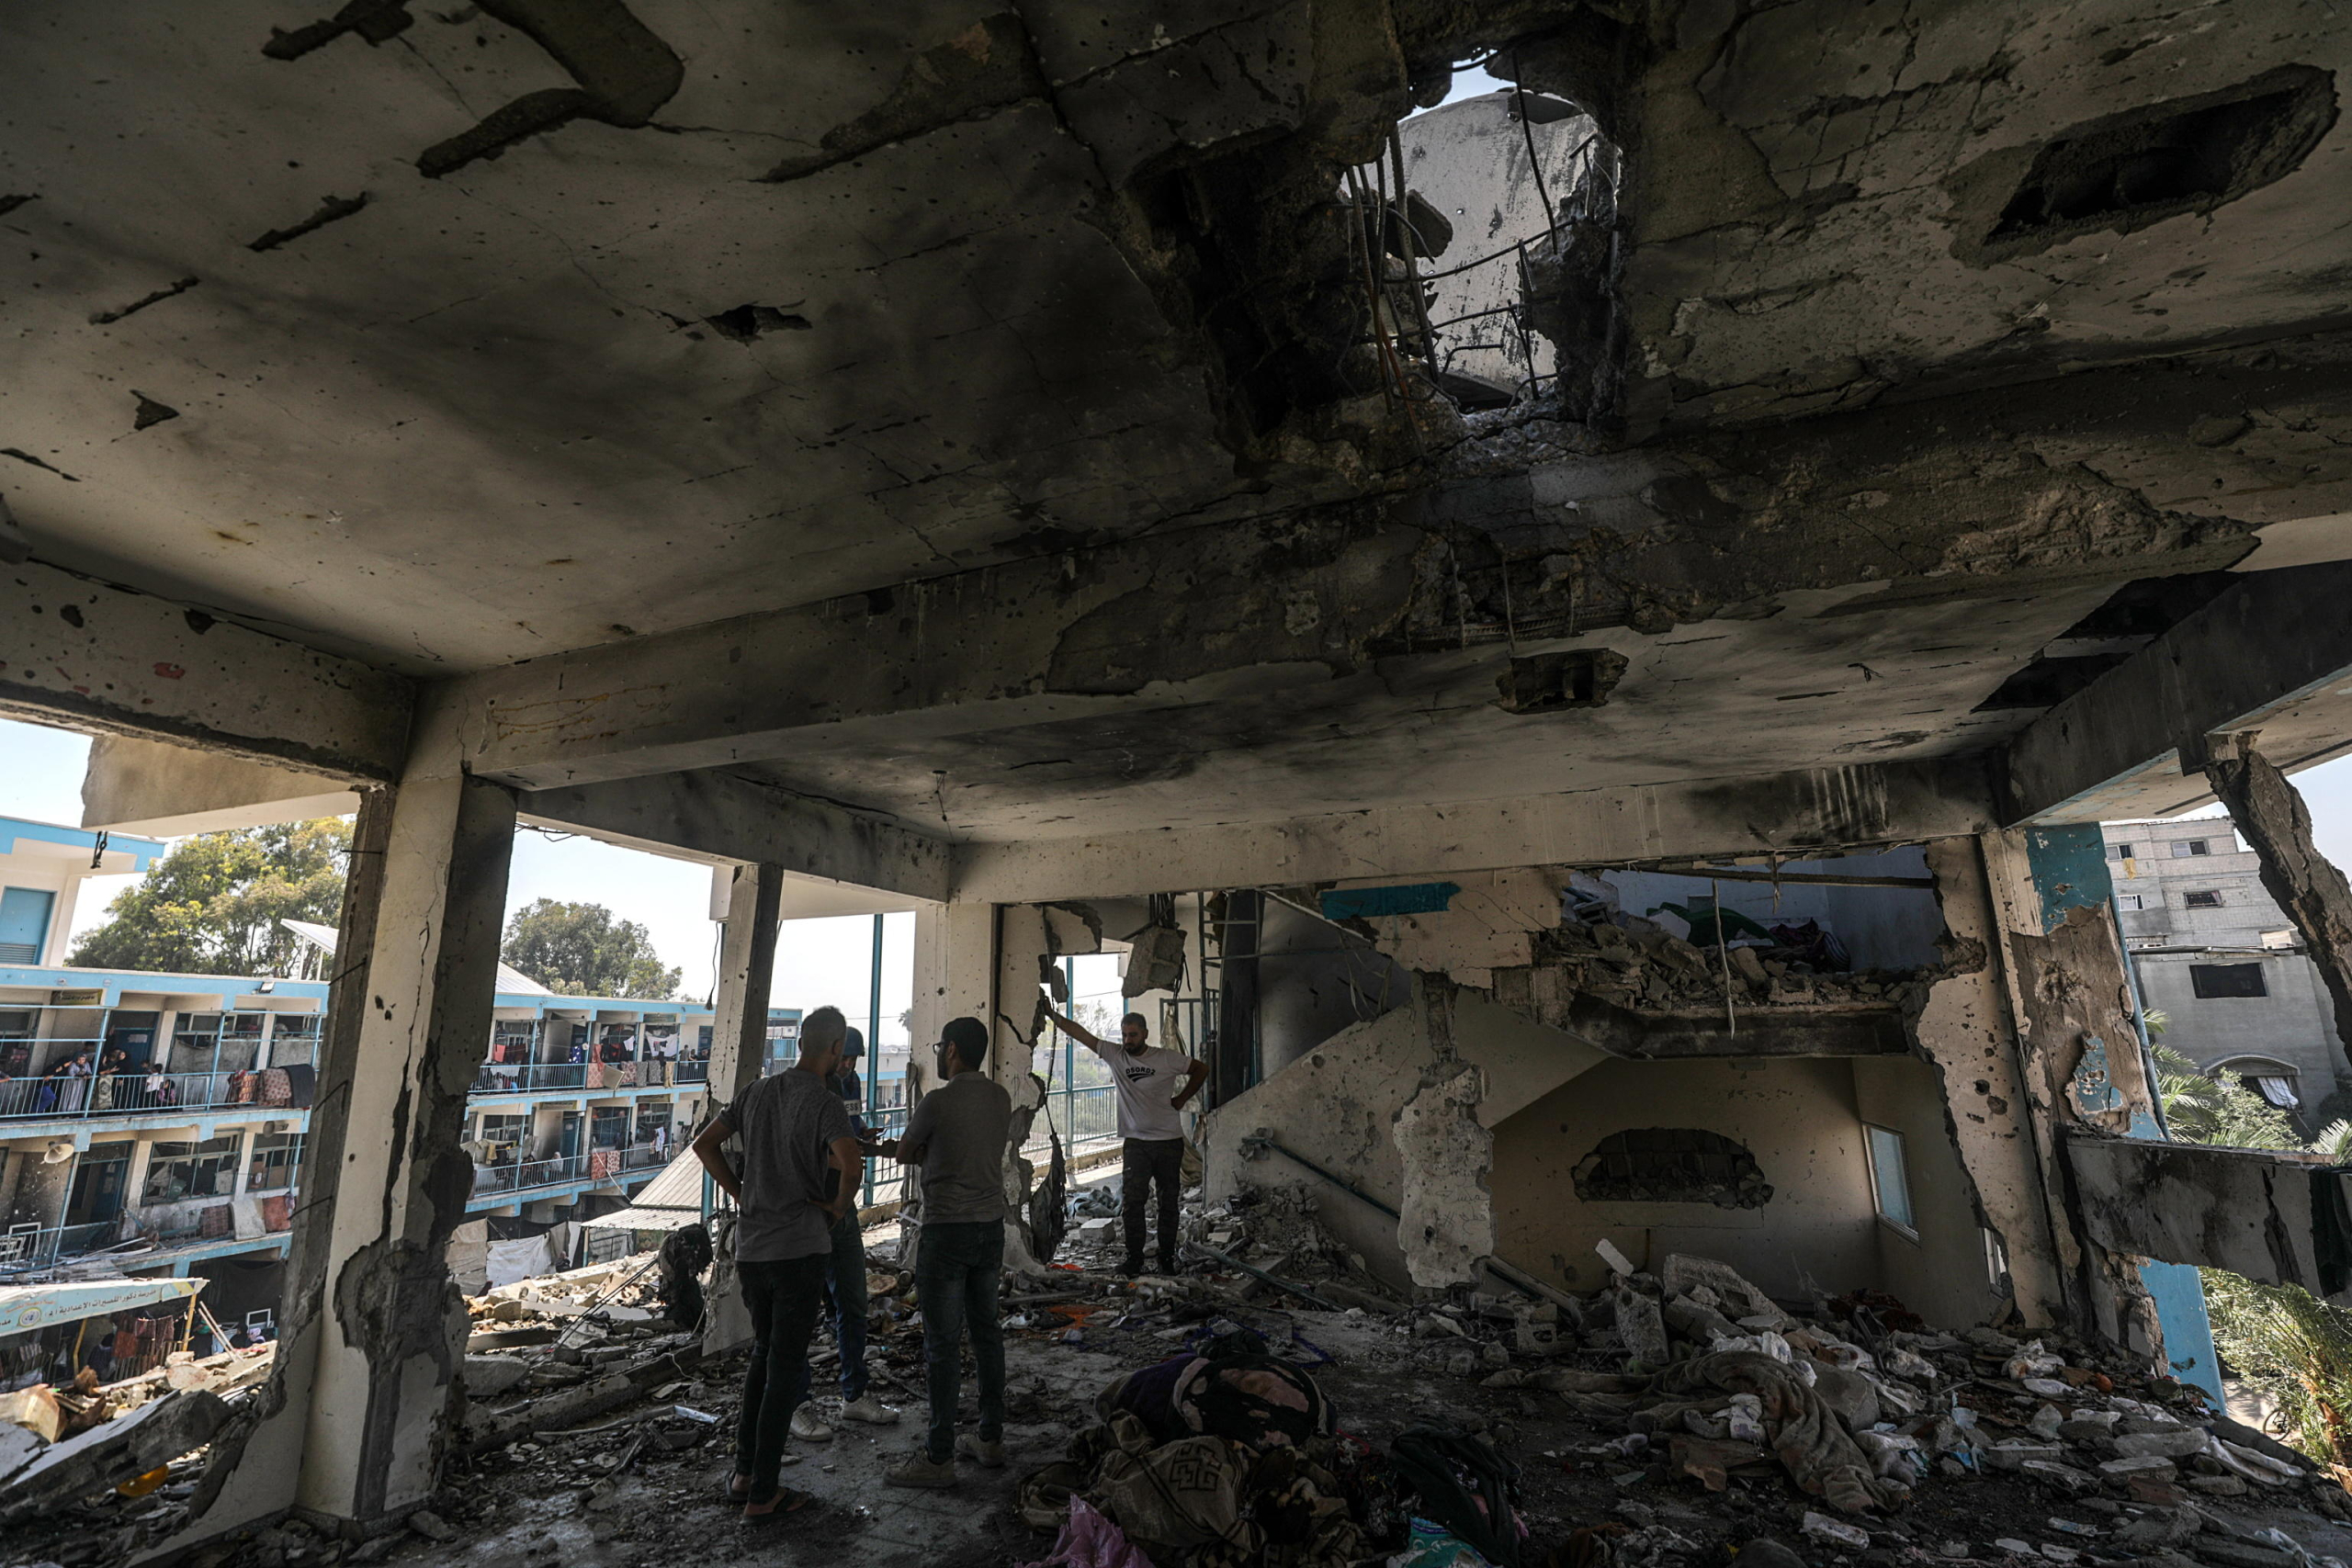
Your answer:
[582,1205,702,1232]
[623,1147,707,1212]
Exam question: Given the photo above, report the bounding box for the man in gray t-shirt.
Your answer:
[693,1006,862,1519]
[879,1016,1012,1487]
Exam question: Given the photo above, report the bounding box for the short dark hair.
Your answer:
[1122,1012,1148,1032]
[801,1007,846,1054]
[941,1016,989,1070]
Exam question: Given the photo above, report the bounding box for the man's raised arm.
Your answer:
[1044,1007,1110,1055]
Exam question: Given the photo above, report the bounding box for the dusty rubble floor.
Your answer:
[100,1298,2352,1568]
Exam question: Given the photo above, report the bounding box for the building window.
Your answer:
[2189,963,2267,998]
[1864,1124,1917,1237]
[247,1134,304,1190]
[2183,890,2223,909]
[141,1137,243,1202]
[2108,843,2133,861]
[2173,839,2211,857]
[1568,1128,1773,1209]
[2116,893,2145,910]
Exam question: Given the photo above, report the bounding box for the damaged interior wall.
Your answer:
[1203,979,1610,1293]
[1490,1054,1991,1324]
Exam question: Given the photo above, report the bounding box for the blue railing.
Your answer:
[469,1060,707,1095]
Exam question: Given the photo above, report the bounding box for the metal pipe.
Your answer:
[1183,1239,1343,1310]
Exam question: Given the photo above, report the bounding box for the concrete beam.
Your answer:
[79,734,358,835]
[417,338,2352,798]
[515,767,950,904]
[2066,1134,2344,1295]
[2000,561,2352,824]
[4,560,413,783]
[950,757,1996,902]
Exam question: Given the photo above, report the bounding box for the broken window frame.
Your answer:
[2188,962,2267,998]
[1862,1123,1917,1241]
[2182,889,2224,909]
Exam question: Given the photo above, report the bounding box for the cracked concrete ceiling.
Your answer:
[6,0,2352,844]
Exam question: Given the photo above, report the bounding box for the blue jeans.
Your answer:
[820,1210,869,1402]
[915,1220,1004,1463]
[735,1254,828,1497]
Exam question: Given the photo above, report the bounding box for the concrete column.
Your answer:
[294,772,514,1524]
[908,902,992,1101]
[1977,827,2164,1354]
[706,863,783,1107]
[175,774,514,1536]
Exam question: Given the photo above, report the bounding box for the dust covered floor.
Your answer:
[152,1281,2352,1568]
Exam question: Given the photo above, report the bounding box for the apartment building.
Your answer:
[0,816,762,1332]
[2104,817,2346,1132]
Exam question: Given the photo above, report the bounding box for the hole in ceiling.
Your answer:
[704,305,812,343]
[1354,40,1624,421]
[1970,65,2335,260]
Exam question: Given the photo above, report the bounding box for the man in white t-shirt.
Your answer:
[1046,1007,1206,1276]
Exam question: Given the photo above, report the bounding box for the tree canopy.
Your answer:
[501,898,683,999]
[69,819,349,976]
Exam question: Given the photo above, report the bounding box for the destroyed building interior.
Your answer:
[7,0,2352,1565]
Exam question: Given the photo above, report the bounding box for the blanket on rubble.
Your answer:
[1018,1412,1366,1568]
[1646,1350,1908,1515]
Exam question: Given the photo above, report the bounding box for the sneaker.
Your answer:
[956,1434,1005,1468]
[840,1395,899,1426]
[885,1451,957,1489]
[789,1407,835,1442]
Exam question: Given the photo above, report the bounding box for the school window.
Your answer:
[1863,1124,1916,1238]
[2189,963,2267,999]
[2108,843,2133,861]
[2172,839,2211,857]
[2116,893,2144,910]
[2183,890,2222,909]
[141,1137,243,1202]
[247,1133,303,1190]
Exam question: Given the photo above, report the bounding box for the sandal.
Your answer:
[740,1486,814,1524]
[718,1472,751,1505]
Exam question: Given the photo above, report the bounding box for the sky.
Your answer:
[8,709,2352,1034]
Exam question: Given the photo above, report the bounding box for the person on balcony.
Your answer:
[876,1015,1012,1488]
[1043,1007,1206,1277]
[692,1005,862,1523]
[793,1024,899,1441]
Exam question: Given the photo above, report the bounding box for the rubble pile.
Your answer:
[1530,918,1930,1012]
[1182,1186,1407,1312]
[0,1347,266,1555]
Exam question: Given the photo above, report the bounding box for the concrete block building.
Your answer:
[2107,817,2352,1131]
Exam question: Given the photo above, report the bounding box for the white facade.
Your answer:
[2104,818,2346,1130]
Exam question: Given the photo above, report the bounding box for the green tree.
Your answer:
[501,899,681,999]
[69,819,350,976]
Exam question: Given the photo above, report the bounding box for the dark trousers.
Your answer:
[1122,1137,1184,1271]
[819,1209,869,1402]
[915,1220,1004,1463]
[736,1254,829,1496]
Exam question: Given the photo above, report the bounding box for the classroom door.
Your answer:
[0,886,55,964]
